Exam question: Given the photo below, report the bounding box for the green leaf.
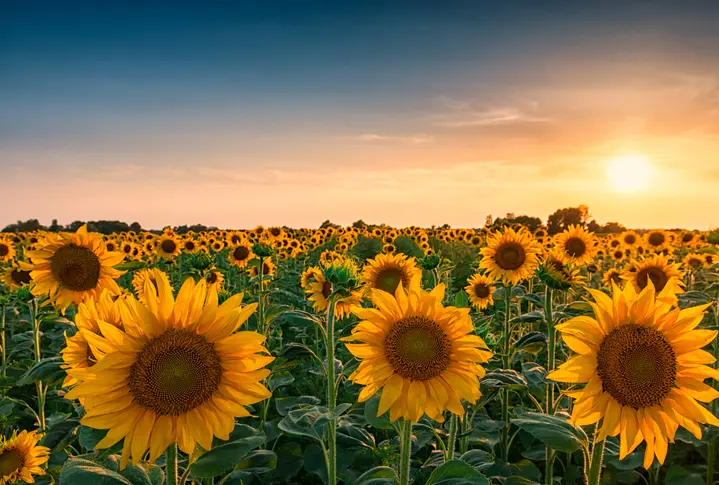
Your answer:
[270,442,304,483]
[459,449,494,471]
[190,433,266,478]
[510,311,544,324]
[60,458,134,485]
[275,395,322,416]
[41,419,80,452]
[17,356,66,385]
[425,460,490,485]
[514,332,546,354]
[114,261,147,271]
[519,294,544,308]
[353,466,397,485]
[79,426,108,452]
[482,369,528,390]
[511,412,588,454]
[233,449,277,474]
[363,396,394,430]
[454,291,469,308]
[278,406,330,442]
[269,370,295,391]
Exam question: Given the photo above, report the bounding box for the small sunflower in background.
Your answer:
[0,429,50,485]
[64,277,272,468]
[25,225,125,311]
[704,253,716,268]
[602,268,623,289]
[553,225,597,266]
[248,259,276,279]
[156,235,180,259]
[229,243,255,269]
[620,230,640,248]
[0,238,16,263]
[537,250,584,291]
[104,239,119,253]
[132,268,171,305]
[362,252,421,295]
[644,229,670,251]
[181,237,200,254]
[479,227,541,285]
[343,281,493,422]
[548,282,719,469]
[1,262,33,290]
[204,267,225,293]
[302,265,363,319]
[464,273,495,310]
[621,254,684,303]
[683,253,705,271]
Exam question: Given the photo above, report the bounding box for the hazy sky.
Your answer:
[3,0,719,230]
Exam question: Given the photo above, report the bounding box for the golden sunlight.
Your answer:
[606,154,654,193]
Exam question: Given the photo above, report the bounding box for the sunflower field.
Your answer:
[1,224,718,485]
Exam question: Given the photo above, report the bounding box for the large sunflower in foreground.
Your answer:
[479,227,541,285]
[553,224,597,266]
[64,277,273,468]
[621,254,684,304]
[464,273,495,310]
[0,429,50,485]
[548,282,719,468]
[343,282,493,423]
[25,225,125,311]
[362,253,421,295]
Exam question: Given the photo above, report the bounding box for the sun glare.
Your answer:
[606,155,653,193]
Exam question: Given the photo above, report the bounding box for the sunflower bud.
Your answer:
[420,253,441,270]
[322,260,361,299]
[252,242,274,258]
[537,251,584,291]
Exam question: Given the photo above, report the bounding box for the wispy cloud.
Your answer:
[348,133,434,144]
[432,96,551,128]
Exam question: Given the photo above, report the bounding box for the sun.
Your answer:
[606,155,654,193]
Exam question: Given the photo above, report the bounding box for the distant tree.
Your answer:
[66,220,86,233]
[601,222,626,234]
[130,222,142,232]
[49,219,63,232]
[320,220,340,229]
[485,215,493,227]
[547,207,588,234]
[352,220,367,229]
[489,214,542,232]
[587,220,601,232]
[2,219,46,233]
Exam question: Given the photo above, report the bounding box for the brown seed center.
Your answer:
[648,232,665,247]
[128,329,222,416]
[375,267,405,294]
[494,242,526,270]
[0,448,24,476]
[0,244,9,257]
[636,266,669,292]
[10,269,32,285]
[596,324,676,409]
[233,246,250,261]
[474,284,490,299]
[160,239,177,254]
[565,237,587,258]
[384,316,451,381]
[322,280,332,299]
[50,244,101,291]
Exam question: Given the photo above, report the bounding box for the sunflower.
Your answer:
[464,273,495,310]
[303,266,363,319]
[362,253,421,295]
[679,231,697,246]
[683,253,705,271]
[156,236,180,259]
[248,259,276,279]
[644,230,670,251]
[537,250,584,290]
[704,254,716,268]
[602,268,623,289]
[547,282,719,468]
[0,429,50,485]
[64,277,273,468]
[104,239,119,253]
[621,254,684,303]
[61,291,131,387]
[553,225,597,266]
[181,238,200,254]
[132,269,171,305]
[204,268,224,292]
[1,262,33,290]
[620,231,640,247]
[343,281,493,422]
[228,244,255,269]
[479,227,541,285]
[25,225,125,311]
[0,239,16,263]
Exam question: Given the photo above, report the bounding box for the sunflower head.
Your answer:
[156,236,181,259]
[303,265,363,319]
[548,282,719,468]
[25,225,125,312]
[553,225,597,266]
[645,230,669,250]
[0,429,50,485]
[602,268,623,289]
[537,251,584,290]
[621,254,684,304]
[683,253,704,271]
[0,239,16,263]
[2,262,33,290]
[464,273,495,310]
[344,281,493,422]
[64,277,273,469]
[479,227,541,285]
[362,253,421,296]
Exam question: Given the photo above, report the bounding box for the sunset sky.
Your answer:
[3,1,719,230]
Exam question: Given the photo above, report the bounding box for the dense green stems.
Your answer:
[258,256,266,334]
[501,286,512,461]
[29,298,46,432]
[1,305,6,377]
[166,443,178,485]
[586,437,606,485]
[459,412,470,455]
[447,414,458,461]
[544,287,556,484]
[325,299,338,485]
[399,420,413,485]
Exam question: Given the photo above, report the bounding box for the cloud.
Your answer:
[349,133,434,144]
[432,96,551,128]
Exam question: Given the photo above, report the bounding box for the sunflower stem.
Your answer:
[399,419,413,485]
[446,414,458,461]
[166,443,178,485]
[325,298,338,485]
[29,298,46,432]
[258,256,266,335]
[501,285,512,462]
[1,304,6,378]
[544,286,556,485]
[586,437,606,485]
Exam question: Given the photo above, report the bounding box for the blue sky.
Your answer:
[2,1,719,229]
